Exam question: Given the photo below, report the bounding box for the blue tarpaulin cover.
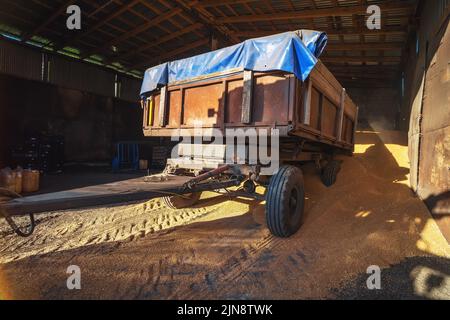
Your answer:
[140,30,327,96]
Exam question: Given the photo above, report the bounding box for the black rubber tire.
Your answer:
[162,192,201,209]
[321,160,341,187]
[266,165,305,238]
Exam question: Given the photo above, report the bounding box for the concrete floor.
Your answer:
[0,129,449,300]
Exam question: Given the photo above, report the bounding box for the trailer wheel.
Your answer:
[321,160,341,187]
[266,166,305,238]
[163,192,201,209]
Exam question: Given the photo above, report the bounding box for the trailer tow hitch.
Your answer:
[181,165,265,201]
[183,165,233,189]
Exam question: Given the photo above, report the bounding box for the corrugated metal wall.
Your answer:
[0,40,42,81]
[404,0,449,228]
[419,19,449,199]
[0,38,142,101]
[48,53,116,97]
[120,75,141,102]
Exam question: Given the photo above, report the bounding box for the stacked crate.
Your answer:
[12,135,65,173]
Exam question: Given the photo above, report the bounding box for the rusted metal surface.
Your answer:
[184,164,232,189]
[404,1,449,240]
[0,174,246,221]
[142,61,358,152]
[49,54,116,97]
[0,176,193,218]
[406,1,449,201]
[419,19,450,209]
[0,40,42,81]
[0,73,142,167]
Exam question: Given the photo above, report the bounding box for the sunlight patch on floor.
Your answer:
[411,266,450,300]
[384,143,410,185]
[417,218,450,258]
[353,144,376,154]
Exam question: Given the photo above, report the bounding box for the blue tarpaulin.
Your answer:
[140,30,327,96]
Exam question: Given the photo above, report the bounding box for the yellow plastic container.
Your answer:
[15,169,23,194]
[22,170,40,193]
[0,168,16,193]
[139,160,149,170]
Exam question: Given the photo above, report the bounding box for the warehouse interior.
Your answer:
[0,0,449,299]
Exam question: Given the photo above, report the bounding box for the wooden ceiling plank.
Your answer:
[322,56,401,63]
[230,26,408,38]
[191,0,261,7]
[118,23,204,60]
[81,7,184,59]
[325,43,404,51]
[21,0,74,41]
[215,2,415,23]
[57,0,141,51]
[131,38,210,69]
[175,0,240,44]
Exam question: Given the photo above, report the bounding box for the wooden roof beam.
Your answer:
[81,7,184,59]
[21,0,75,42]
[80,0,140,38]
[131,38,210,70]
[175,0,240,44]
[230,26,408,38]
[328,65,400,72]
[322,56,402,63]
[326,42,404,51]
[189,0,261,7]
[56,0,140,51]
[117,23,204,61]
[333,73,398,80]
[215,2,415,23]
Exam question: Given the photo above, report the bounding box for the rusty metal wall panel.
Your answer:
[0,40,42,81]
[310,86,321,130]
[418,18,450,201]
[0,72,140,163]
[167,90,182,128]
[322,96,338,138]
[404,0,449,228]
[253,74,290,124]
[225,79,244,124]
[121,76,141,102]
[183,82,223,127]
[48,54,115,97]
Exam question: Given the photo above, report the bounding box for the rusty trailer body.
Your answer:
[141,60,358,159]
